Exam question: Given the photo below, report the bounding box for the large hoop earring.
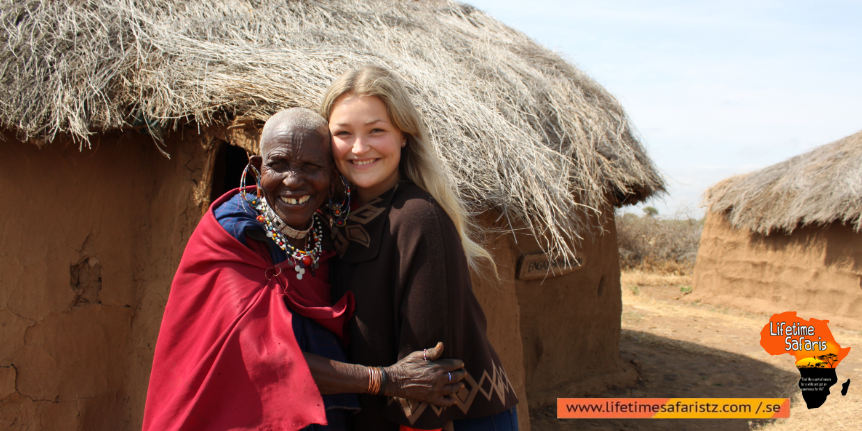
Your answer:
[327,175,351,227]
[239,162,263,209]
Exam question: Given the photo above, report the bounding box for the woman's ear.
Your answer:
[250,154,263,172]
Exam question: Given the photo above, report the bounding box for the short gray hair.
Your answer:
[260,107,330,157]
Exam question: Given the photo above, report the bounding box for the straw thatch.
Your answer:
[1,0,664,259]
[703,131,862,234]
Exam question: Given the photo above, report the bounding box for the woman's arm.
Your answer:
[303,342,467,407]
[382,194,516,428]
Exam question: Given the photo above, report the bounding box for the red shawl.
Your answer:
[143,192,354,431]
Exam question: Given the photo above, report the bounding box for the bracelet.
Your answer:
[366,367,381,395]
[377,367,388,396]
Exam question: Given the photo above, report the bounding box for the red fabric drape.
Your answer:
[143,192,354,431]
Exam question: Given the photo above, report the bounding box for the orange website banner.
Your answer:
[558,398,790,419]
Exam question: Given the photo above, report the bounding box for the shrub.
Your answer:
[615,209,704,275]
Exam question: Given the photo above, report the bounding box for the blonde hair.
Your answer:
[320,65,494,272]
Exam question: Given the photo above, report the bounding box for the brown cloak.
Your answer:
[331,181,518,430]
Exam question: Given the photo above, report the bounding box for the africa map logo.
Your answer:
[760,311,852,409]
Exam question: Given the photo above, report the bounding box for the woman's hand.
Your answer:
[302,342,466,406]
[384,342,467,407]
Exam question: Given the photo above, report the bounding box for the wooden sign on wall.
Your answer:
[516,252,586,280]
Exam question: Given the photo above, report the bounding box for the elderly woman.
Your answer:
[322,66,519,431]
[143,108,467,431]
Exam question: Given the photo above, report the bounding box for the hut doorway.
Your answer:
[210,142,249,202]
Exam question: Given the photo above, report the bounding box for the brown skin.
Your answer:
[305,342,467,406]
[251,127,336,248]
[251,117,466,405]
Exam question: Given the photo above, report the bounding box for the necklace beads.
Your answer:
[253,197,322,280]
[263,204,313,239]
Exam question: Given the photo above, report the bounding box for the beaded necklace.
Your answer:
[263,203,313,239]
[251,197,322,280]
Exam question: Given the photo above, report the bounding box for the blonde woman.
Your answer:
[322,66,519,431]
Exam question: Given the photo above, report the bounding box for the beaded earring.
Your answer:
[239,161,263,209]
[327,175,352,227]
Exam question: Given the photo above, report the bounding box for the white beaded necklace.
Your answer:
[252,197,322,280]
[263,202,313,239]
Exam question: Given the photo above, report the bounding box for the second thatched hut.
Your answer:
[0,1,663,430]
[693,131,862,330]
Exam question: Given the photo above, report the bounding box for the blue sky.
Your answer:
[465,0,862,218]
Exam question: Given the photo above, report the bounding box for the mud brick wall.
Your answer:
[692,212,862,331]
[0,131,210,430]
[473,207,631,419]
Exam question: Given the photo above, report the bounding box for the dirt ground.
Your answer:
[529,283,862,431]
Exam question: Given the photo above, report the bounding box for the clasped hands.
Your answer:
[384,342,468,407]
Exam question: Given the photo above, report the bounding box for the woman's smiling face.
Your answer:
[328,94,404,202]
[252,127,333,229]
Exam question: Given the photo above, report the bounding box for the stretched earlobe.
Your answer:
[249,154,263,171]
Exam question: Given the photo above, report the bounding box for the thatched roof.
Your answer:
[1,0,664,258]
[704,131,862,234]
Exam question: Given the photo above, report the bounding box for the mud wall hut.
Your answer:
[0,1,663,429]
[693,131,862,330]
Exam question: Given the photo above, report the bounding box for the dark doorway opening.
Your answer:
[210,142,250,202]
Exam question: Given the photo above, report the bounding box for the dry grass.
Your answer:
[621,269,692,287]
[705,131,862,234]
[615,211,703,275]
[0,0,665,261]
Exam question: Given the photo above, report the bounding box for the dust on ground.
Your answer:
[530,282,862,431]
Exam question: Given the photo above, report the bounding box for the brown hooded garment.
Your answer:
[331,181,518,430]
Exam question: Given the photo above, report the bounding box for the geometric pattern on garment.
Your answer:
[333,194,389,253]
[345,224,371,247]
[389,363,514,425]
[348,195,387,224]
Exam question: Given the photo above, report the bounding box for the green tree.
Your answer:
[643,206,658,217]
